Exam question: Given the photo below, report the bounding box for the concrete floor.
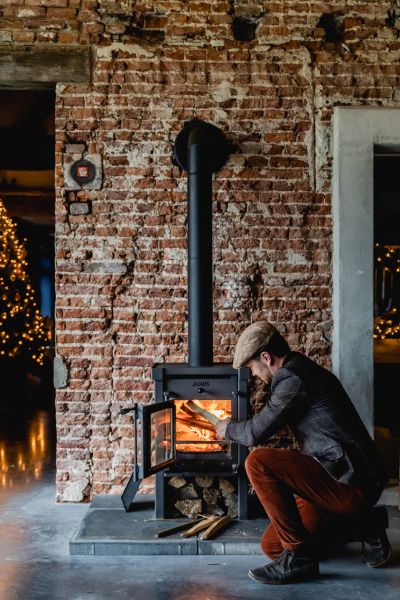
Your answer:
[0,405,400,600]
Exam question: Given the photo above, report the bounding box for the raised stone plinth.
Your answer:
[69,495,266,556]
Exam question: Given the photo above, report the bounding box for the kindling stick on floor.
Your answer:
[181,515,220,538]
[199,515,232,540]
[155,518,203,538]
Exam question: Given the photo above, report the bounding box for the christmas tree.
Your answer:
[0,198,48,367]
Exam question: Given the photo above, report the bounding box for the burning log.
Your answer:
[199,515,232,540]
[185,400,220,426]
[174,400,231,452]
[176,415,215,432]
[179,403,213,426]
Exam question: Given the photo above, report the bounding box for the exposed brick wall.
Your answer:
[1,1,400,500]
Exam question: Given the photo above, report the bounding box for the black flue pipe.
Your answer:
[187,126,213,366]
[173,120,230,367]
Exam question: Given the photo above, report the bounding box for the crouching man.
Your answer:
[215,321,391,585]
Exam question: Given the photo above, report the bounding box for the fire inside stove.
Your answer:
[174,399,231,452]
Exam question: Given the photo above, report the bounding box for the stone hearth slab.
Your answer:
[69,495,266,556]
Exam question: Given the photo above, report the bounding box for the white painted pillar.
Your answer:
[332,107,400,434]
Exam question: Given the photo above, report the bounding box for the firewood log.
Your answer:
[181,515,220,538]
[174,499,202,518]
[176,483,198,500]
[180,403,212,425]
[176,415,215,432]
[155,518,202,538]
[199,515,231,540]
[204,503,225,516]
[195,476,214,488]
[185,401,220,426]
[167,476,187,489]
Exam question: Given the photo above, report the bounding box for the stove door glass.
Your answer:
[150,408,174,469]
[140,400,176,477]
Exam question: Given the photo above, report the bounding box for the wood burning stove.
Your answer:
[152,364,250,519]
[121,120,252,519]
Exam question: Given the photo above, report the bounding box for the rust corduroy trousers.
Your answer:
[245,447,367,559]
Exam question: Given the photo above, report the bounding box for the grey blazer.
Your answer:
[226,352,388,505]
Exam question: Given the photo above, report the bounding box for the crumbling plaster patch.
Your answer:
[95,42,156,60]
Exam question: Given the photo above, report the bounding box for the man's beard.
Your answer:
[263,367,273,384]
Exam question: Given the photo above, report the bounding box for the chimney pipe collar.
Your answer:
[173,119,231,173]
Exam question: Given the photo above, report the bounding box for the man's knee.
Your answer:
[245,448,263,474]
[245,447,278,476]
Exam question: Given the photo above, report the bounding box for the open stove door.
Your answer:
[120,401,176,512]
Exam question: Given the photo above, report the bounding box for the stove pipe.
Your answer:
[173,120,231,367]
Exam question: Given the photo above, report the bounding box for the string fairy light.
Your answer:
[0,199,49,366]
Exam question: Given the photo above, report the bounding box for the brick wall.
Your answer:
[1,1,400,500]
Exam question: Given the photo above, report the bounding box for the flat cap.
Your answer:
[233,321,278,369]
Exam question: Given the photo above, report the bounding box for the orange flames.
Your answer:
[175,399,231,452]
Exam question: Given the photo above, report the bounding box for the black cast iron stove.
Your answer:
[121,120,251,519]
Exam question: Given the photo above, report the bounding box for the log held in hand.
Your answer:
[185,400,220,426]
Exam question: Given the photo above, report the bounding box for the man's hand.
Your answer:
[215,418,230,439]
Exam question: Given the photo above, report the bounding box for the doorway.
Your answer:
[373,148,400,481]
[333,107,400,490]
[0,90,56,494]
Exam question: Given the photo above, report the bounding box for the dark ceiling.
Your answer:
[0,90,55,226]
[374,155,400,245]
[0,90,55,170]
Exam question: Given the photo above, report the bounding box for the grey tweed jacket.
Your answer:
[226,351,388,505]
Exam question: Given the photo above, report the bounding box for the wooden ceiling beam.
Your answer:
[0,45,91,88]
